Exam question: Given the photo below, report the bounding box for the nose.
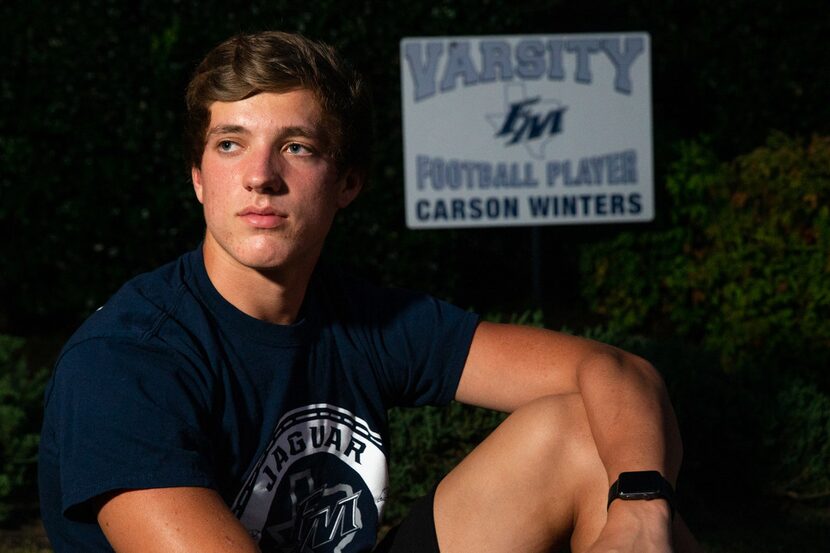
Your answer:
[243,146,284,193]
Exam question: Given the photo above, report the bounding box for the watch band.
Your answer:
[607,470,675,517]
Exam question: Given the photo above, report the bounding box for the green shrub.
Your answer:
[0,336,49,525]
[765,379,830,498]
[582,134,830,375]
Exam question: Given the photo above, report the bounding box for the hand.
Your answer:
[585,499,673,553]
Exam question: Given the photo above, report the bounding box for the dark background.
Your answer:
[3,0,828,333]
[1,1,828,550]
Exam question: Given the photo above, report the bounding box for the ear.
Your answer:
[191,166,205,204]
[336,168,364,209]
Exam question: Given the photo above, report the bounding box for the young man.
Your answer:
[39,31,698,552]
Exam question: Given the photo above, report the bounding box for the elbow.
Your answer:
[581,346,664,391]
[627,353,668,398]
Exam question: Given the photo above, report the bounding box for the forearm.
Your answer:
[98,487,261,553]
[576,348,683,485]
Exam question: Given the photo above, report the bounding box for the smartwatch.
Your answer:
[607,471,675,517]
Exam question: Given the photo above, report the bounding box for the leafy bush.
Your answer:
[765,379,830,498]
[582,134,830,376]
[0,336,48,525]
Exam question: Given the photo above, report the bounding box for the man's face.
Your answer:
[192,89,360,276]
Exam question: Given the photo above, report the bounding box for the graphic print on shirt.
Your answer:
[232,404,388,552]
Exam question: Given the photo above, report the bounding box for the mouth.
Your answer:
[238,206,287,229]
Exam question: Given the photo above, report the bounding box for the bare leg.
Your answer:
[433,394,702,553]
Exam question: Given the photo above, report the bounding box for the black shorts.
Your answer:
[374,487,440,553]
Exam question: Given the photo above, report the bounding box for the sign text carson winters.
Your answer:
[403,36,645,102]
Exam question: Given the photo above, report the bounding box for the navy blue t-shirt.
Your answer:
[38,247,479,552]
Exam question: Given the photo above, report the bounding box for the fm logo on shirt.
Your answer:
[232,404,388,552]
[266,469,363,551]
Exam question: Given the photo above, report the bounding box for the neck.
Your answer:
[202,242,317,325]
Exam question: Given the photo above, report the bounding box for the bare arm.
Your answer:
[456,321,682,483]
[456,322,683,550]
[97,487,261,553]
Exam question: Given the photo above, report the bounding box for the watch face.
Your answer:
[618,471,662,496]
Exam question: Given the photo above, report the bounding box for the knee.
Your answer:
[505,394,600,476]
[496,394,608,534]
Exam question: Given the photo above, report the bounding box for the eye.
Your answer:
[217,140,239,153]
[285,142,312,156]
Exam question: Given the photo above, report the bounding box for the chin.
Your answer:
[236,241,314,273]
[235,248,290,271]
[209,233,317,274]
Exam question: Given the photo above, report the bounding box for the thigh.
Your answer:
[432,394,609,553]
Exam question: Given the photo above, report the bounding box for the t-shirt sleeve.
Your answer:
[356,283,480,408]
[45,337,216,521]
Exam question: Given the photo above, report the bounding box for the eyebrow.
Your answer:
[207,124,325,143]
[207,124,250,136]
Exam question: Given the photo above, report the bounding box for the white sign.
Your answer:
[400,33,653,228]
